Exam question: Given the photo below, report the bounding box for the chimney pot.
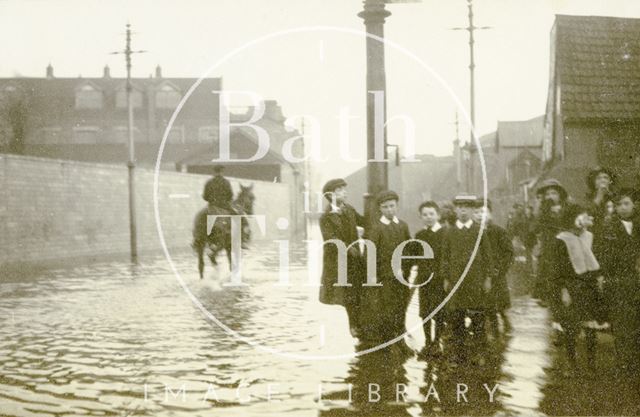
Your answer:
[155,65,162,78]
[46,63,54,79]
[263,100,285,122]
[103,65,111,78]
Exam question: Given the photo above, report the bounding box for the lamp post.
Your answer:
[111,23,146,262]
[359,0,390,225]
[357,0,420,224]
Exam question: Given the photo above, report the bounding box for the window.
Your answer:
[155,84,181,109]
[75,84,103,109]
[116,89,143,109]
[73,126,100,143]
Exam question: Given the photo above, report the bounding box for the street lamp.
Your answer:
[358,0,421,225]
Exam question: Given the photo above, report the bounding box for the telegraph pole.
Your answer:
[111,23,146,262]
[452,0,491,193]
[453,111,463,191]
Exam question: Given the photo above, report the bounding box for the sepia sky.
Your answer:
[2,0,640,180]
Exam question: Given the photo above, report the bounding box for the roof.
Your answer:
[554,14,640,120]
[0,76,223,118]
[496,115,544,148]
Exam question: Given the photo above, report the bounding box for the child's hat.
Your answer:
[377,190,399,205]
[322,178,347,195]
[453,194,478,206]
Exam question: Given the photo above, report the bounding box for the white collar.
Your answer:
[425,222,442,232]
[456,219,473,229]
[330,202,344,213]
[380,215,399,225]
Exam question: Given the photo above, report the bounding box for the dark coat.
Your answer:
[533,204,565,301]
[485,223,514,311]
[594,216,640,365]
[203,175,233,208]
[319,204,364,306]
[594,216,640,299]
[361,217,413,338]
[549,234,605,324]
[439,222,496,311]
[414,226,446,319]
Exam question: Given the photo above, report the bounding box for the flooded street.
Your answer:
[1,246,638,417]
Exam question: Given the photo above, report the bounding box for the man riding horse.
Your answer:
[193,165,253,278]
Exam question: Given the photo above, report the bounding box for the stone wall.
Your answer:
[0,154,292,266]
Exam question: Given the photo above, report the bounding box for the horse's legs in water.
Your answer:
[208,245,218,267]
[196,244,205,279]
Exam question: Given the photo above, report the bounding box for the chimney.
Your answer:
[46,63,54,79]
[103,65,111,78]
[155,65,162,78]
[263,100,285,122]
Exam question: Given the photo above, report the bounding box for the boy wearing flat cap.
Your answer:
[361,190,414,351]
[439,195,496,363]
[319,178,366,339]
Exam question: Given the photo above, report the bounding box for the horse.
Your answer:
[192,184,255,279]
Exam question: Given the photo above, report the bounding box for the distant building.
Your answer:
[541,15,640,201]
[460,116,544,223]
[473,116,544,196]
[0,64,303,184]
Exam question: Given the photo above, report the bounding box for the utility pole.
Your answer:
[453,111,463,191]
[452,0,491,193]
[111,23,146,262]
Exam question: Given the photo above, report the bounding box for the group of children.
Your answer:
[534,168,640,375]
[319,178,514,361]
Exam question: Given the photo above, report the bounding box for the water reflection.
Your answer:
[0,246,631,416]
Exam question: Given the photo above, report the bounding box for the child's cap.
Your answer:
[377,190,399,205]
[453,194,478,207]
[322,178,347,195]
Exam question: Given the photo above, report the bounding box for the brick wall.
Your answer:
[0,154,292,265]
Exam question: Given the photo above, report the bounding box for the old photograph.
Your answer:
[1,0,640,416]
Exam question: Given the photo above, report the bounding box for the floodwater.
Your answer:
[0,243,639,416]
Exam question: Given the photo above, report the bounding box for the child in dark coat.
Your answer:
[439,195,496,363]
[414,201,446,357]
[594,189,640,375]
[362,190,413,352]
[550,204,604,370]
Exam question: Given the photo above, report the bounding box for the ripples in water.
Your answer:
[1,244,638,416]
